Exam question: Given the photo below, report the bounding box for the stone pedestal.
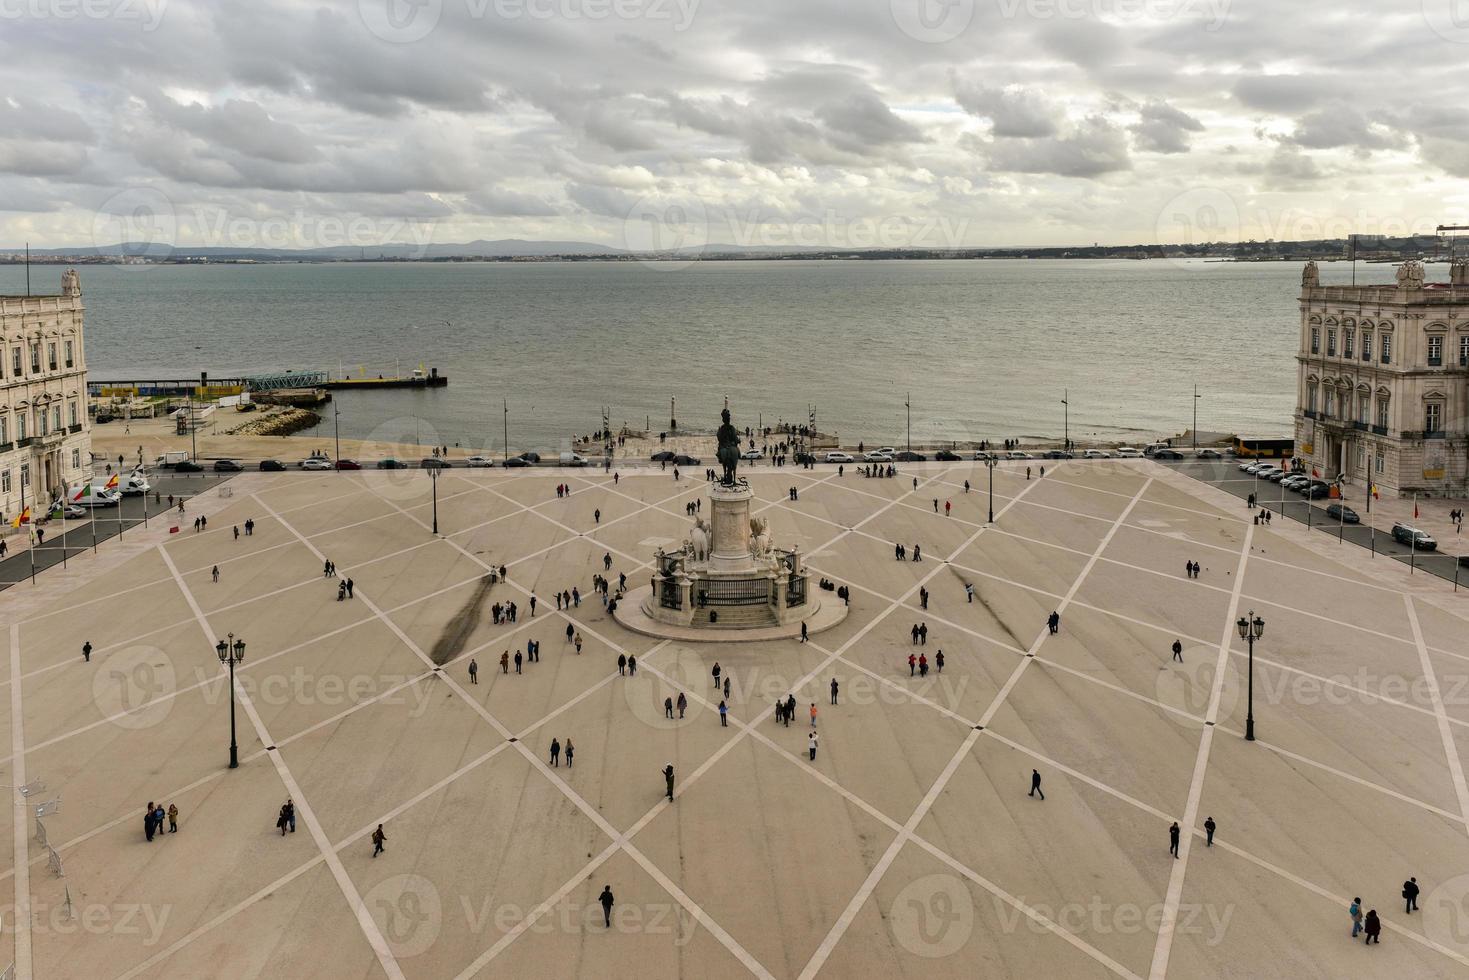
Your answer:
[708,482,754,572]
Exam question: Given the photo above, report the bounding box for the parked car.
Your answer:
[1280,475,1309,490]
[1303,481,1331,499]
[212,459,242,472]
[935,450,961,461]
[895,451,927,461]
[1392,523,1436,550]
[1083,449,1111,459]
[519,452,542,464]
[863,451,893,462]
[1238,460,1258,472]
[825,451,855,464]
[794,452,816,465]
[175,460,203,473]
[465,456,494,468]
[650,451,676,462]
[673,454,701,466]
[301,457,332,471]
[420,457,450,469]
[1196,448,1222,459]
[1267,469,1289,482]
[740,449,762,460]
[973,451,998,461]
[376,458,407,469]
[1043,450,1074,459]
[1009,451,1035,460]
[503,456,531,468]
[259,459,287,472]
[48,500,86,520]
[1325,503,1360,524]
[1143,443,1171,457]
[335,459,361,470]
[1153,449,1185,460]
[1115,447,1142,458]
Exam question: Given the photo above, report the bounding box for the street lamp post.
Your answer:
[333,401,341,469]
[1061,390,1068,453]
[215,633,246,768]
[430,465,440,535]
[1235,611,1263,741]
[986,458,996,523]
[1192,384,1201,451]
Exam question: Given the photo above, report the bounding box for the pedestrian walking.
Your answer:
[664,696,674,719]
[1363,909,1381,944]
[468,658,478,684]
[550,737,561,767]
[530,594,537,617]
[908,652,917,676]
[594,509,601,524]
[618,653,627,675]
[723,676,730,699]
[663,763,675,801]
[628,655,637,675]
[912,544,920,562]
[233,526,239,540]
[918,653,928,677]
[1350,897,1363,938]
[808,730,819,760]
[1404,876,1420,913]
[145,802,157,842]
[918,623,927,645]
[1169,821,1181,858]
[168,802,179,833]
[514,650,522,674]
[565,738,574,767]
[575,632,583,654]
[212,565,219,583]
[500,651,509,673]
[1047,610,1060,634]
[676,692,687,718]
[371,823,386,857]
[830,678,839,705]
[1172,639,1183,662]
[712,662,721,689]
[718,700,728,726]
[1204,815,1216,846]
[945,501,951,517]
[935,650,944,672]
[800,621,809,643]
[919,586,928,609]
[82,641,92,663]
[965,583,974,603]
[1030,769,1044,799]
[599,886,615,927]
[345,578,354,598]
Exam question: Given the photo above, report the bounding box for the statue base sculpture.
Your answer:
[615,477,847,640]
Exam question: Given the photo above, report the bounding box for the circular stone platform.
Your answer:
[612,586,850,642]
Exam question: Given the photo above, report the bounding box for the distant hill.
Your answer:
[12,239,626,260]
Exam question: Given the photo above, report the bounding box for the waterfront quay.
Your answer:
[0,457,1464,977]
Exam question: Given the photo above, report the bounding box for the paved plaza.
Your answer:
[0,459,1466,978]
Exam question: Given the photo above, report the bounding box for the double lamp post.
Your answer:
[216,633,247,768]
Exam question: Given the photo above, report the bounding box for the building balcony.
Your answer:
[1302,409,1319,420]
[67,423,82,434]
[1403,430,1446,440]
[1352,421,1368,431]
[1428,357,1443,367]
[1372,425,1389,436]
[0,442,12,453]
[15,437,31,449]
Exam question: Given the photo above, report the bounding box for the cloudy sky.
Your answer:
[2,0,1467,250]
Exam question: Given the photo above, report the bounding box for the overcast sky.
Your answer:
[2,0,1467,250]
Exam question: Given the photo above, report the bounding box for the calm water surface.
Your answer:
[0,258,1413,452]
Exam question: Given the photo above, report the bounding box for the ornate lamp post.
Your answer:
[429,464,440,534]
[216,633,246,768]
[1235,611,1263,741]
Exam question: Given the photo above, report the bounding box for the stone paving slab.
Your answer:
[0,460,1465,979]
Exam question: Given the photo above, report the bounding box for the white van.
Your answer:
[153,451,189,468]
[67,482,121,507]
[559,452,588,467]
[1115,447,1143,458]
[119,472,151,495]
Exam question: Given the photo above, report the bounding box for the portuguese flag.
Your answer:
[71,484,91,503]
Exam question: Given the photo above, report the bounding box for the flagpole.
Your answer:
[1410,493,1417,574]
[89,460,98,555]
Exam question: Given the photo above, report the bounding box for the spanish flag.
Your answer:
[105,472,119,490]
[11,506,29,528]
[1371,484,1379,499]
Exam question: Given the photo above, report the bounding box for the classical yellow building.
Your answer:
[0,268,91,519]
[1295,259,1469,496]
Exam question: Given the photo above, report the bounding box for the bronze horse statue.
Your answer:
[716,408,741,485]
